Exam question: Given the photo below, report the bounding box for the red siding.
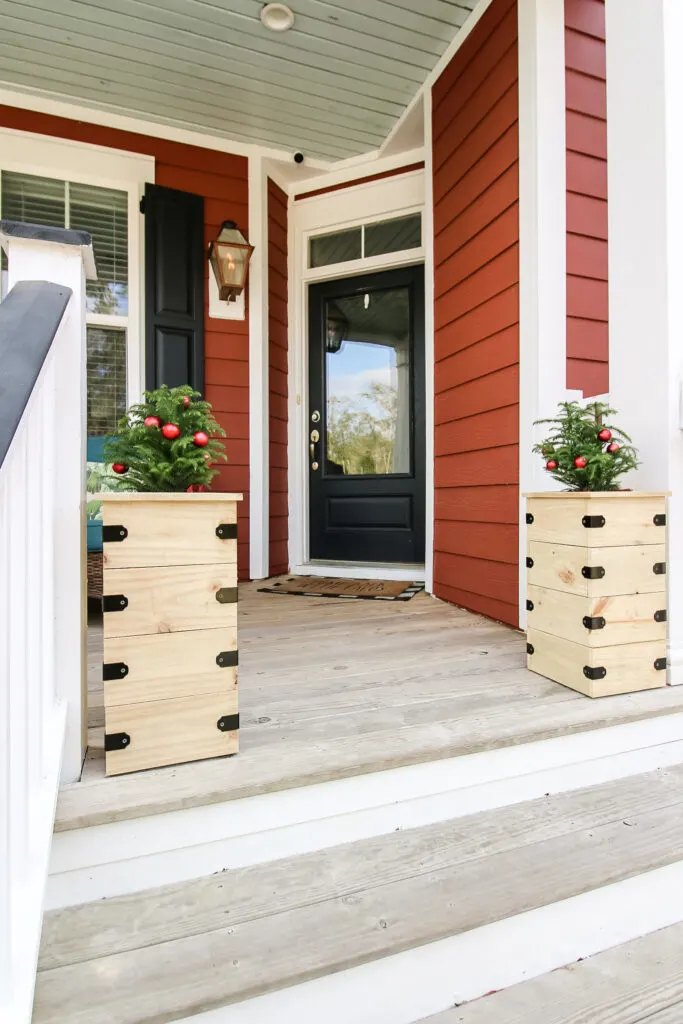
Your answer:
[0,105,250,577]
[268,179,289,576]
[565,0,609,396]
[432,0,519,628]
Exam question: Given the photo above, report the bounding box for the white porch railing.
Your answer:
[0,224,93,1023]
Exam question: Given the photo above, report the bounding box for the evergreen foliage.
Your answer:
[103,385,227,492]
[534,401,639,491]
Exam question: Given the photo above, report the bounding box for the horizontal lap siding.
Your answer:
[565,0,609,396]
[0,105,250,577]
[268,179,288,577]
[432,0,519,628]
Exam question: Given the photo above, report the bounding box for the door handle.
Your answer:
[310,442,315,460]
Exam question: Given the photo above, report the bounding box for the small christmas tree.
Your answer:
[103,385,227,492]
[534,400,639,491]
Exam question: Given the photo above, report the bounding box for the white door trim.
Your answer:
[248,155,270,580]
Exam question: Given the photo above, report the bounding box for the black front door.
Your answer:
[308,265,425,564]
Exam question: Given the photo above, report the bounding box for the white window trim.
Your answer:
[288,171,427,575]
[0,127,154,414]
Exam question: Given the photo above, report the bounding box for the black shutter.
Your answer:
[143,183,205,394]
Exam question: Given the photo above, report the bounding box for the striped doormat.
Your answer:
[258,577,425,601]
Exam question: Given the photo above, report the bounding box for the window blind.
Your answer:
[1,171,65,228]
[70,182,128,315]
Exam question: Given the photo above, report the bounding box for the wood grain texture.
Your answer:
[423,919,683,1022]
[105,690,239,776]
[102,564,238,638]
[57,585,683,831]
[527,585,666,648]
[527,629,666,698]
[268,178,289,576]
[565,0,609,397]
[103,627,237,707]
[527,541,667,597]
[101,497,238,569]
[0,103,251,577]
[432,0,519,628]
[34,767,683,1022]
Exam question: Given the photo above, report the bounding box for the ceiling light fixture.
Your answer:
[260,3,295,32]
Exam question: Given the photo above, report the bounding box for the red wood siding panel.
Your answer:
[0,105,250,577]
[268,179,288,577]
[565,0,609,396]
[432,0,519,628]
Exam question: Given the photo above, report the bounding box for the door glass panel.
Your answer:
[325,286,411,476]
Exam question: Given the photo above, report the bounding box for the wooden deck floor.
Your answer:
[59,581,683,831]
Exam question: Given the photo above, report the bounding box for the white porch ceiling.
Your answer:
[0,0,478,162]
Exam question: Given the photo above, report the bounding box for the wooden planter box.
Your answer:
[100,492,242,775]
[525,492,668,698]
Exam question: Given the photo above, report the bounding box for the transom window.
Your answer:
[0,170,129,436]
[308,213,422,269]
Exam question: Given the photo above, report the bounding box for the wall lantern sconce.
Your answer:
[208,221,254,302]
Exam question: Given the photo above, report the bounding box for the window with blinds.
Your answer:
[0,170,129,435]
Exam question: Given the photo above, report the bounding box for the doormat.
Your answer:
[258,577,425,601]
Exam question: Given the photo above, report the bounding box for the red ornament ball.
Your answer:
[193,431,209,448]
[144,415,160,429]
[606,442,621,454]
[598,428,612,442]
[112,463,128,475]
[182,396,191,409]
[545,459,558,471]
[162,423,181,440]
[574,456,588,469]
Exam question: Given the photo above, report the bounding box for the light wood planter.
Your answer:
[525,492,668,698]
[100,492,242,776]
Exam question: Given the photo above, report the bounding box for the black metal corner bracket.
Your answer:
[216,650,239,668]
[526,513,534,525]
[583,616,606,631]
[526,642,535,655]
[526,556,534,568]
[104,732,130,751]
[217,714,240,732]
[655,657,667,671]
[654,514,666,526]
[654,609,667,623]
[103,662,129,681]
[102,594,128,613]
[653,562,667,576]
[582,565,606,580]
[583,665,607,681]
[216,523,238,540]
[216,587,238,604]
[526,599,534,611]
[582,515,606,529]
[102,525,128,543]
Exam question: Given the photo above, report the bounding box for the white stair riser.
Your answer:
[46,713,683,909]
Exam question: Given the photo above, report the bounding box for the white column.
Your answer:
[605,0,683,683]
[7,235,91,781]
[248,155,270,580]
[517,0,568,628]
[424,87,436,594]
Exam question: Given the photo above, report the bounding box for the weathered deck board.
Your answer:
[422,921,683,1022]
[34,766,683,1023]
[65,583,683,833]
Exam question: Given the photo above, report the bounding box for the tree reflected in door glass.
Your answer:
[324,287,411,476]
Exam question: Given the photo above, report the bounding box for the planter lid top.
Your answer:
[94,492,243,502]
[524,491,670,499]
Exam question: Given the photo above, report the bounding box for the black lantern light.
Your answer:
[208,220,254,302]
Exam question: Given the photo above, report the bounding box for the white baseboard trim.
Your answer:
[175,859,683,1024]
[46,712,683,910]
[290,562,427,582]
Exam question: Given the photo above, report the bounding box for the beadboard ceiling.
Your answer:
[0,0,478,162]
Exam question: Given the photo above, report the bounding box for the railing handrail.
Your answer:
[0,280,72,469]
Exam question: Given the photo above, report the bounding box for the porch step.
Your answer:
[420,920,683,1022]
[34,764,683,1023]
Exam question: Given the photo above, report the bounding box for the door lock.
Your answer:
[311,410,321,423]
[310,429,320,443]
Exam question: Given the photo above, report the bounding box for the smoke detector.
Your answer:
[261,4,295,32]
